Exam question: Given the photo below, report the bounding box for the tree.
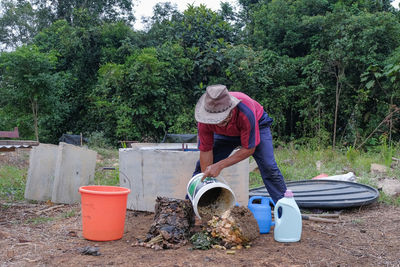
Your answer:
[140,2,182,47]
[0,45,67,141]
[29,0,135,26]
[90,43,194,143]
[0,0,135,51]
[0,0,53,51]
[177,4,235,50]
[314,9,400,148]
[251,0,330,56]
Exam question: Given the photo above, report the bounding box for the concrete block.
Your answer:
[371,163,389,175]
[25,142,97,204]
[119,143,249,212]
[52,143,97,204]
[25,144,59,201]
[377,178,400,197]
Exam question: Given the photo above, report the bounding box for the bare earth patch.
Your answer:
[1,149,399,266]
[1,200,399,266]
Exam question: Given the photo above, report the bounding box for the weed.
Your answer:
[249,172,263,189]
[379,192,400,206]
[1,144,399,206]
[62,210,76,219]
[26,216,54,225]
[0,166,27,201]
[346,146,359,163]
[88,131,112,148]
[351,219,363,225]
[91,147,119,186]
[380,135,393,167]
[94,167,120,186]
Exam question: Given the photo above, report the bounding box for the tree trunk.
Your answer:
[389,95,393,147]
[31,99,39,142]
[333,65,344,150]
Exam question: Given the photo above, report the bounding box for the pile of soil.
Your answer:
[1,200,400,266]
[136,197,195,249]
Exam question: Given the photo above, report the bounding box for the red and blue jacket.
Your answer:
[197,92,273,152]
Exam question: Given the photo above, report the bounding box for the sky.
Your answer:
[133,0,238,30]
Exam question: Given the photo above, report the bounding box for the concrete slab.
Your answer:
[25,142,97,204]
[52,142,97,204]
[25,144,59,201]
[119,143,249,212]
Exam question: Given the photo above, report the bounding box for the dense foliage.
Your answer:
[0,0,399,149]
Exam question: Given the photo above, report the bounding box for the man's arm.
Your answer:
[201,147,255,180]
[200,150,213,173]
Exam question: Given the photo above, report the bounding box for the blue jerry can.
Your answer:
[248,196,275,234]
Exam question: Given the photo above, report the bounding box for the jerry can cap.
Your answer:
[284,190,294,197]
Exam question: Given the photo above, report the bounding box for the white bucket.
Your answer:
[186,173,236,219]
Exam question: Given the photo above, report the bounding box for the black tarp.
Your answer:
[249,180,379,209]
[59,134,88,146]
[161,133,197,143]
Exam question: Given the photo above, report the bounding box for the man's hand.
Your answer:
[200,147,255,181]
[201,162,223,181]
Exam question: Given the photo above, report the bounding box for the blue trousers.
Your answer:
[193,126,287,204]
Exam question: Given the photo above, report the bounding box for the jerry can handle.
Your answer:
[249,195,262,204]
[265,197,276,226]
[274,203,283,223]
[262,197,275,206]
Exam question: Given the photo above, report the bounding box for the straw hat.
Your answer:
[195,84,241,124]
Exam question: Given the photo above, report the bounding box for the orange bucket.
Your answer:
[79,185,131,241]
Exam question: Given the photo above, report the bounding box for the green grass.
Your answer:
[0,165,27,201]
[62,210,77,219]
[249,146,400,206]
[25,216,55,225]
[249,172,264,189]
[94,167,120,186]
[90,146,120,186]
[1,145,399,206]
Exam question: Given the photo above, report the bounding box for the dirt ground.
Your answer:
[1,197,400,266]
[1,150,400,266]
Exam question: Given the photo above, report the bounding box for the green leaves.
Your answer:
[0,0,399,147]
[0,45,66,141]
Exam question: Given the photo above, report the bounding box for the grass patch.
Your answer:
[273,147,387,183]
[26,216,55,225]
[94,167,120,186]
[251,145,400,205]
[91,147,120,186]
[91,147,118,160]
[0,165,27,201]
[379,192,400,206]
[62,210,77,219]
[1,145,399,205]
[249,172,263,189]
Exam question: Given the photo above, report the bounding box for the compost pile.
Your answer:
[132,196,260,251]
[134,197,195,249]
[190,206,260,250]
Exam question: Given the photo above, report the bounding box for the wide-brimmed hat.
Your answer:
[195,84,241,124]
